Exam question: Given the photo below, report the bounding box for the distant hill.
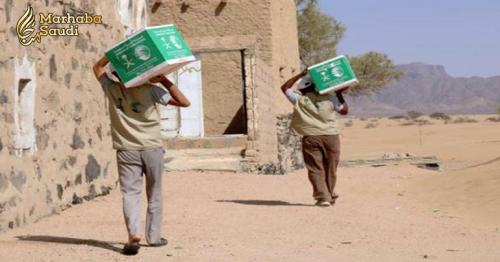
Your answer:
[348,63,500,116]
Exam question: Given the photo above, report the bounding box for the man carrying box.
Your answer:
[93,56,191,255]
[281,69,349,207]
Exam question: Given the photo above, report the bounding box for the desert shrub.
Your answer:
[414,119,432,125]
[365,123,378,129]
[359,118,367,121]
[344,120,354,127]
[407,111,423,119]
[389,115,408,120]
[429,112,451,120]
[399,119,430,126]
[486,117,500,122]
[452,117,479,124]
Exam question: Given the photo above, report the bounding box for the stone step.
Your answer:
[163,135,248,172]
[164,135,247,150]
[166,147,245,157]
[164,147,244,172]
[165,157,242,172]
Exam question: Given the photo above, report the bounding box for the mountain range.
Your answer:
[348,63,500,116]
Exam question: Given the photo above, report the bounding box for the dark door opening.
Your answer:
[199,50,247,136]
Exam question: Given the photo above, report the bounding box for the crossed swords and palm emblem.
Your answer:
[16,5,42,46]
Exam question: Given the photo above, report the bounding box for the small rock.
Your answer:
[382,152,403,160]
[72,193,83,205]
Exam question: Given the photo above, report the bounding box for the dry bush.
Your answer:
[400,122,415,126]
[344,120,354,127]
[414,119,432,125]
[389,115,408,120]
[365,123,378,129]
[407,111,423,119]
[486,117,500,122]
[452,117,479,124]
[429,112,451,120]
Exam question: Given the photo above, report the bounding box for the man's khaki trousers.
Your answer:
[301,135,341,202]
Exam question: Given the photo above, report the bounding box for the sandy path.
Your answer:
[0,166,499,262]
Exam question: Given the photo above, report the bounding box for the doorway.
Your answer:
[198,50,247,136]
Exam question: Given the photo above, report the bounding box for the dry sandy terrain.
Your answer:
[0,115,499,261]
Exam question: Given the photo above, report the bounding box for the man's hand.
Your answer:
[149,75,167,83]
[335,90,349,115]
[281,68,309,94]
[150,74,190,107]
[93,56,109,80]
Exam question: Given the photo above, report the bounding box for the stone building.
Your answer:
[0,0,149,232]
[149,0,301,172]
[0,0,300,231]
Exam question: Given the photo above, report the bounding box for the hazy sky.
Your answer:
[318,0,500,77]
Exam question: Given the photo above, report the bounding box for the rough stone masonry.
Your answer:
[0,0,302,232]
[0,0,147,232]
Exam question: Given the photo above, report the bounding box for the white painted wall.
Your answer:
[159,73,181,138]
[178,59,204,137]
[13,55,37,156]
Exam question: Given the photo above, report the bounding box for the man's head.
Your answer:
[297,76,316,94]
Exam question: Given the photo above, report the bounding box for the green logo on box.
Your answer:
[106,25,193,85]
[309,56,358,94]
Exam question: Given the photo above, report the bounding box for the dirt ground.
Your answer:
[0,115,499,261]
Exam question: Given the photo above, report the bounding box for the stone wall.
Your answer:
[241,57,303,174]
[150,0,273,136]
[150,0,274,64]
[149,0,300,136]
[253,59,279,163]
[271,0,302,115]
[242,113,304,175]
[277,114,304,173]
[0,0,130,232]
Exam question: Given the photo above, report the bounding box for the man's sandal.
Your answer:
[123,241,140,255]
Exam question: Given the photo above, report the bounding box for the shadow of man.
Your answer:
[217,200,313,207]
[17,235,124,254]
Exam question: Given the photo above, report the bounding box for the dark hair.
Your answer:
[111,71,122,83]
[300,83,316,94]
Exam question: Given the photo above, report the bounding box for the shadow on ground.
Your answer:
[17,235,124,254]
[216,200,313,207]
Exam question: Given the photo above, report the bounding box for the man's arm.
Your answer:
[150,75,191,107]
[335,91,349,115]
[93,56,109,80]
[280,68,308,94]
